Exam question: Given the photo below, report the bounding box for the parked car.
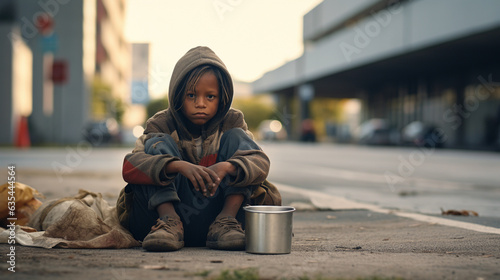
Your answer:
[83,118,121,146]
[355,119,399,145]
[401,121,444,148]
[257,120,287,141]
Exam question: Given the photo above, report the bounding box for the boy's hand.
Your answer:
[166,161,220,197]
[207,162,237,197]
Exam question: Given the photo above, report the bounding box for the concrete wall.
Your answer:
[254,0,500,93]
[0,0,130,145]
[14,0,90,144]
[98,0,130,102]
[303,0,378,42]
[0,24,32,145]
[0,24,15,144]
[253,58,300,93]
[253,0,500,149]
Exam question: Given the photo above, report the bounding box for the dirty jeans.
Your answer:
[125,128,257,246]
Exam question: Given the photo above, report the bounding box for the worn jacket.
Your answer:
[117,46,281,227]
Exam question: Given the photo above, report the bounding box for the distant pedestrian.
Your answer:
[116,46,281,252]
[301,118,317,142]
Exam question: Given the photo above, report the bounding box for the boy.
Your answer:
[116,46,281,252]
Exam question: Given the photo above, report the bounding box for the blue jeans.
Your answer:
[125,128,259,246]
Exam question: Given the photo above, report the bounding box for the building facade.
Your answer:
[0,0,130,145]
[0,22,32,145]
[124,42,150,128]
[252,0,500,149]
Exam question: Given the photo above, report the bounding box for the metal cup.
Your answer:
[243,205,296,254]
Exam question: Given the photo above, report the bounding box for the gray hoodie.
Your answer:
[117,47,280,220]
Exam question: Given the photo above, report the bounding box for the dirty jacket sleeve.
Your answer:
[223,110,271,188]
[122,113,179,186]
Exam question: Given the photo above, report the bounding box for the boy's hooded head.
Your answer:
[168,46,234,137]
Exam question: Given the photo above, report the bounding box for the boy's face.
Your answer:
[181,72,220,127]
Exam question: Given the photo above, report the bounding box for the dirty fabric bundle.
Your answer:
[0,190,140,249]
[0,182,43,227]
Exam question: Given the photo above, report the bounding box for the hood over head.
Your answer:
[167,46,234,139]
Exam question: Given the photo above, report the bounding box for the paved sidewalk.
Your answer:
[1,170,500,279]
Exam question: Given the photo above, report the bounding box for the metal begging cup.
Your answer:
[243,205,296,254]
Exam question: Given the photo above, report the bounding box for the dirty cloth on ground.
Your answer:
[0,190,140,249]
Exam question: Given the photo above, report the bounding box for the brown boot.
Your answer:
[142,216,184,252]
[206,216,245,250]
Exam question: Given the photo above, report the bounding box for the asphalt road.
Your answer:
[1,141,500,221]
[260,142,500,220]
[1,143,500,279]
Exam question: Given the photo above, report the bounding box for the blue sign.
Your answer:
[131,81,149,104]
[40,33,58,53]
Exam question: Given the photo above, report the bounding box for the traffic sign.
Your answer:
[40,33,58,53]
[36,13,54,35]
[52,60,68,84]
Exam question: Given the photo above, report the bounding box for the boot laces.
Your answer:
[214,217,243,235]
[151,217,179,233]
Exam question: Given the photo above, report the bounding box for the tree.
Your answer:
[146,97,169,120]
[91,76,125,124]
[232,96,275,132]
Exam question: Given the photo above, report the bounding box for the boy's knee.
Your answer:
[144,133,177,155]
[218,128,260,160]
[221,128,247,142]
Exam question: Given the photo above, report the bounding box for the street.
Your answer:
[261,142,500,221]
[1,142,500,279]
[1,142,499,222]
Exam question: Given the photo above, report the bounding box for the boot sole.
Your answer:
[206,238,245,250]
[143,239,184,252]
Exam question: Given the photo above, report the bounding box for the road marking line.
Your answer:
[276,183,500,235]
[288,163,468,191]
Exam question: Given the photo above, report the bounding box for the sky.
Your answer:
[124,0,322,98]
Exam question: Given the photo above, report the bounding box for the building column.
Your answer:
[455,82,466,148]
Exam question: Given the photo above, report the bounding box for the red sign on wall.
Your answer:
[52,60,68,84]
[36,13,54,35]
